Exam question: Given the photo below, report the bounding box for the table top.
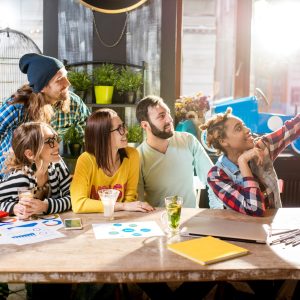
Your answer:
[1,208,300,283]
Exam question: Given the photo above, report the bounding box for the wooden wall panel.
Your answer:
[126,0,161,96]
[58,0,93,63]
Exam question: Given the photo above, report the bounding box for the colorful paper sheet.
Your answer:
[92,221,165,239]
[0,214,64,245]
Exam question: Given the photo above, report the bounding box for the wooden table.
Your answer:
[1,208,300,283]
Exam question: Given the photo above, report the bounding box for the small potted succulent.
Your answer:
[63,124,84,157]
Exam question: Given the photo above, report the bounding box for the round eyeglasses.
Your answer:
[44,135,61,148]
[110,123,127,136]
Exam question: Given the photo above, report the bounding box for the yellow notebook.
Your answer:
[167,236,249,265]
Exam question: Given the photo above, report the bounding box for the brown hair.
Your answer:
[136,95,167,123]
[85,109,127,172]
[10,84,70,123]
[200,107,232,155]
[4,122,56,172]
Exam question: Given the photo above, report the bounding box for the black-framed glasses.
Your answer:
[110,123,127,136]
[44,135,61,148]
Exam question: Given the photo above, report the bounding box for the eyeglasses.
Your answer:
[110,123,127,136]
[44,135,61,148]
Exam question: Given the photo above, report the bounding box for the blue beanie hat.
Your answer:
[19,53,64,93]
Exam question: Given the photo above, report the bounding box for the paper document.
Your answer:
[93,221,165,239]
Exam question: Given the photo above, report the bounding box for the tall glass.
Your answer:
[164,196,183,234]
[98,189,120,221]
[18,187,34,220]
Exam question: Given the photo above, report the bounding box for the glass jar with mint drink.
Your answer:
[164,196,183,233]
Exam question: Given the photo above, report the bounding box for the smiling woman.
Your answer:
[0,122,72,219]
[201,108,300,217]
[70,108,154,214]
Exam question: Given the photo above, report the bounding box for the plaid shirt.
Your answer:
[50,92,90,138]
[208,114,300,216]
[0,91,90,176]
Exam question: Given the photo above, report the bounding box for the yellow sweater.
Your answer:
[71,147,139,213]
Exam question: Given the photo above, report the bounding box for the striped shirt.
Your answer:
[208,114,300,216]
[0,160,72,215]
[0,91,90,176]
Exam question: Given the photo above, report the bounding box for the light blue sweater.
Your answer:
[137,131,223,208]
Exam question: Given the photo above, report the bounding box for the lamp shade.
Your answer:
[80,0,148,14]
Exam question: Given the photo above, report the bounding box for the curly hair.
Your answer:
[200,107,232,155]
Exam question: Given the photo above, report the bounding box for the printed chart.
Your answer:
[0,214,64,245]
[92,221,165,239]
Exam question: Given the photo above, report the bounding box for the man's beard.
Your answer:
[54,92,70,113]
[148,121,174,139]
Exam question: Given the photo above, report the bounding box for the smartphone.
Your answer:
[64,218,83,230]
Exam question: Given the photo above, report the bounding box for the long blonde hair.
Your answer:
[10,84,70,122]
[200,107,232,155]
[3,122,56,173]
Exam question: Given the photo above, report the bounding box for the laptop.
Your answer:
[180,215,268,244]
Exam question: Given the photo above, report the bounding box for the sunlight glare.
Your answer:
[0,1,17,29]
[253,0,300,56]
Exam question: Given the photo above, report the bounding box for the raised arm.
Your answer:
[262,114,300,160]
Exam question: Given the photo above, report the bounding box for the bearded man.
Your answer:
[0,53,90,177]
[136,95,222,208]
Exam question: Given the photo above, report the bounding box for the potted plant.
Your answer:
[93,64,118,104]
[68,70,92,100]
[115,67,143,104]
[127,124,143,147]
[63,124,84,157]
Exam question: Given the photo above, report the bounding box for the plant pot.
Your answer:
[113,90,125,104]
[68,143,82,157]
[136,89,142,102]
[94,86,114,104]
[74,90,87,101]
[128,142,140,148]
[126,91,136,104]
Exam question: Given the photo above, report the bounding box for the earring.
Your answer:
[31,161,37,172]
